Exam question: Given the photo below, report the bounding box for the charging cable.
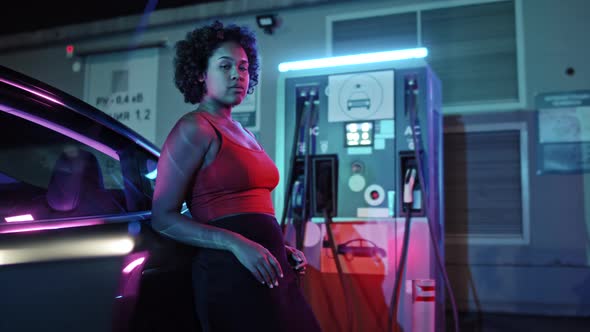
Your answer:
[281,87,353,332]
[406,77,459,332]
[281,92,314,234]
[389,168,417,332]
[323,208,355,332]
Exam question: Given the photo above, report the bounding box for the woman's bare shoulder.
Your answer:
[166,111,215,148]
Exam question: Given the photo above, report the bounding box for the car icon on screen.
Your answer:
[346,91,371,111]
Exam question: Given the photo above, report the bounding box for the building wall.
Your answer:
[1,0,589,317]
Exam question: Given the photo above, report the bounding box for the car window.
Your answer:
[0,110,129,222]
[0,98,157,223]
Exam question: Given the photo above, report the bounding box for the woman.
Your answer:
[151,21,322,332]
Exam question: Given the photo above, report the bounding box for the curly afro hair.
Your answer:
[174,20,260,104]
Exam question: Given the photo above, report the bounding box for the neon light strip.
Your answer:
[0,236,134,266]
[0,79,65,106]
[122,257,146,274]
[0,220,103,234]
[5,214,34,222]
[278,47,428,72]
[1,105,119,160]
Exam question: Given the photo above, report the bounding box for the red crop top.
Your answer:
[187,112,279,222]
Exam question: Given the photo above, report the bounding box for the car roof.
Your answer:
[0,65,160,157]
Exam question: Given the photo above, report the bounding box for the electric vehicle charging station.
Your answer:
[275,49,447,332]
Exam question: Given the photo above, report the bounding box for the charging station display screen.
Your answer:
[345,121,374,147]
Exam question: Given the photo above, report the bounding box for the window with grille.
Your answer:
[330,0,519,107]
[443,123,529,244]
[332,12,417,56]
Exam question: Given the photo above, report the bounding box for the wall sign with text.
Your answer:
[536,90,590,173]
[83,48,159,143]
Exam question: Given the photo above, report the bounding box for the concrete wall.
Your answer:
[1,0,589,317]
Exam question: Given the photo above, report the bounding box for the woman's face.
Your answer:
[202,41,250,106]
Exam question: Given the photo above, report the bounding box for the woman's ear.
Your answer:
[198,73,206,82]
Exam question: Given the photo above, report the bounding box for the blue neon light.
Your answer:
[278,47,428,72]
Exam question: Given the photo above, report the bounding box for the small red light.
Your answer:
[370,190,379,200]
[66,45,74,54]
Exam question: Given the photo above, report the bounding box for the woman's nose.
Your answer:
[230,67,239,80]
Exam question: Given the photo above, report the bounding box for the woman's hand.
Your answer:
[230,236,283,288]
[285,245,308,275]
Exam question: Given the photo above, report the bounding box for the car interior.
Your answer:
[0,110,128,222]
[46,148,127,216]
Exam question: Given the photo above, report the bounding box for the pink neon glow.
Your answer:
[1,105,119,160]
[5,214,34,222]
[115,251,149,299]
[0,220,103,234]
[0,79,65,106]
[122,257,146,274]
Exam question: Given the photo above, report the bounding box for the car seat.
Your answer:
[47,148,124,216]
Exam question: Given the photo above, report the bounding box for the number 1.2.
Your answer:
[135,109,151,120]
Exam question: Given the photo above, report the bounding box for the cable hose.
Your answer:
[280,88,354,332]
[280,96,312,231]
[407,81,460,332]
[298,97,316,250]
[324,209,355,332]
[388,208,413,332]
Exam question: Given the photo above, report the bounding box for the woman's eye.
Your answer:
[220,64,231,70]
[239,66,248,72]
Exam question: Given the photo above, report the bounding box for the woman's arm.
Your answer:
[151,112,283,287]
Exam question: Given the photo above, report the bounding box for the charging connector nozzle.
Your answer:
[403,168,417,205]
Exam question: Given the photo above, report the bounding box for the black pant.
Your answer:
[192,214,322,332]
